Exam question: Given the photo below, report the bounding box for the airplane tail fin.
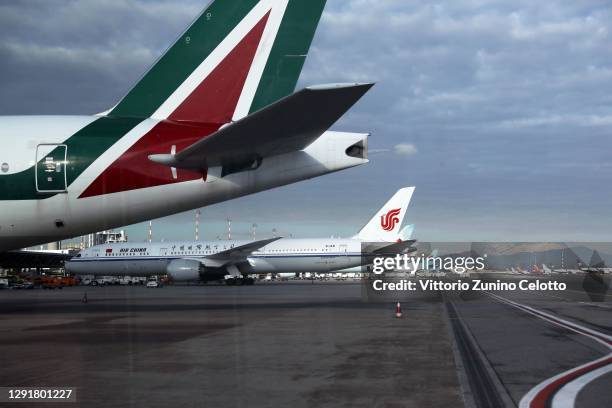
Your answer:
[589,250,606,269]
[106,0,326,124]
[354,187,415,242]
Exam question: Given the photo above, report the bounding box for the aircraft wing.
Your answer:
[0,250,75,269]
[149,83,373,173]
[206,238,281,262]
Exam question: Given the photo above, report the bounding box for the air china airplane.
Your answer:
[66,187,416,284]
[0,0,372,253]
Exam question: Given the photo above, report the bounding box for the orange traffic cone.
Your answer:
[395,302,402,318]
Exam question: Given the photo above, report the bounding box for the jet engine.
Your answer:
[166,259,203,281]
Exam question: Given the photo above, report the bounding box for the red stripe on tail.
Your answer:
[169,11,270,124]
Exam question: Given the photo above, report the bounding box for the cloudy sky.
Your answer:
[1,0,612,241]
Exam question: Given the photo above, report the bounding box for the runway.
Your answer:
[0,279,610,407]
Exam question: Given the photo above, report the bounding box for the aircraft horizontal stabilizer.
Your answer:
[371,240,417,256]
[206,237,281,261]
[149,83,373,172]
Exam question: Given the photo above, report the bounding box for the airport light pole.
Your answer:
[195,209,200,241]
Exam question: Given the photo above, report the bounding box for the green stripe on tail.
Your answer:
[249,0,326,113]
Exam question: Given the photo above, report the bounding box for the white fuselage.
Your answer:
[0,115,367,251]
[66,238,365,278]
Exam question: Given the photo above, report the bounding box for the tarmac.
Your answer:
[0,282,461,408]
[0,278,610,408]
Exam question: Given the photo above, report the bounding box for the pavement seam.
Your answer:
[444,300,478,408]
[444,297,516,408]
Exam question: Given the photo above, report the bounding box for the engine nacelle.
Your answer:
[166,259,202,281]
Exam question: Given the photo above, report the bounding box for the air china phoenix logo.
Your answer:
[380,208,401,231]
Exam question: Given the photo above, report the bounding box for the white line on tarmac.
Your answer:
[551,361,612,408]
[484,292,612,408]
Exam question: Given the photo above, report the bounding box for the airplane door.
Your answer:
[35,144,67,193]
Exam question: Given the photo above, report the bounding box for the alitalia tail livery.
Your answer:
[0,0,372,252]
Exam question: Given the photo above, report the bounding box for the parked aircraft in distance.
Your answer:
[66,187,416,284]
[0,0,372,252]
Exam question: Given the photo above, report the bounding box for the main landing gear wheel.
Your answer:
[225,277,254,286]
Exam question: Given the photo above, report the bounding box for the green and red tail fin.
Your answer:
[107,0,326,124]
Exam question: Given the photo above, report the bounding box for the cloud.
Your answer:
[497,113,612,128]
[393,143,418,156]
[1,0,612,240]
